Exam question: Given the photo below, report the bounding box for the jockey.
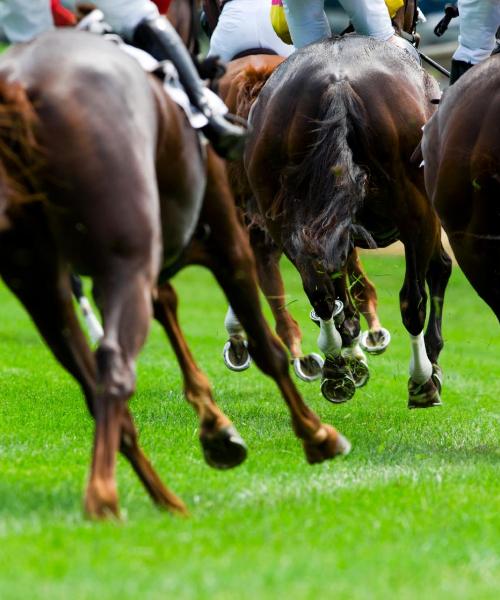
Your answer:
[450,0,500,84]
[282,0,401,49]
[206,0,294,62]
[0,0,246,160]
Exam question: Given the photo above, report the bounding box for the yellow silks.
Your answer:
[270,0,292,45]
[385,0,405,18]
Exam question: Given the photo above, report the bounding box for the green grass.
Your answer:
[0,255,498,599]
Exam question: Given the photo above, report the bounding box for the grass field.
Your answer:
[0,254,499,599]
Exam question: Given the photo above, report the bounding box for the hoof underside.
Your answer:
[321,356,356,404]
[292,353,324,382]
[201,425,248,470]
[360,328,391,355]
[223,335,251,372]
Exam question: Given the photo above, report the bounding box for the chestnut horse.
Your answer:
[217,54,391,387]
[0,30,348,519]
[245,34,452,407]
[422,53,500,320]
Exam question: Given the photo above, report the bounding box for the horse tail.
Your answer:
[278,79,375,271]
[236,64,277,119]
[0,78,43,230]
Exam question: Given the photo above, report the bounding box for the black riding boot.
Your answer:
[133,17,246,160]
[449,59,473,85]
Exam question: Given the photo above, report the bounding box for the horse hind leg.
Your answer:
[423,241,452,391]
[347,250,391,355]
[87,262,186,518]
[400,235,441,410]
[337,268,370,389]
[154,282,247,470]
[0,220,101,516]
[222,304,252,372]
[250,225,323,382]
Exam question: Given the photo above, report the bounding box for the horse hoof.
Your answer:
[360,328,391,355]
[345,356,370,388]
[84,482,120,521]
[408,375,442,409]
[303,425,352,464]
[310,301,344,328]
[223,335,251,372]
[201,425,248,470]
[320,374,356,403]
[292,353,324,382]
[320,356,356,403]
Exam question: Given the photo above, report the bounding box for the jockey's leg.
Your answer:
[0,0,54,43]
[95,0,247,160]
[283,0,395,49]
[282,0,331,48]
[338,0,394,40]
[451,0,500,83]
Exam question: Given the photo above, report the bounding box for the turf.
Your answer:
[0,254,498,599]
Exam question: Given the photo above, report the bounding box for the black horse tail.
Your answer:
[280,79,375,271]
[0,78,43,231]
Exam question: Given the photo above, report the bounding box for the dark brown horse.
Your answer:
[0,29,348,519]
[217,54,391,386]
[245,34,452,406]
[422,53,500,320]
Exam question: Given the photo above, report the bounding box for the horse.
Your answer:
[0,29,349,519]
[216,53,391,387]
[422,53,500,321]
[245,31,452,407]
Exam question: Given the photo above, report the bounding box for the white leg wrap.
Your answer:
[224,306,244,337]
[409,333,432,384]
[318,317,342,359]
[344,337,367,363]
[79,297,104,344]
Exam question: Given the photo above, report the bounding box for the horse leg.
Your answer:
[222,304,252,371]
[87,260,186,518]
[423,241,452,391]
[0,219,96,414]
[306,271,357,403]
[154,281,247,469]
[347,250,391,354]
[202,152,351,461]
[250,226,323,382]
[336,268,370,389]
[400,215,442,409]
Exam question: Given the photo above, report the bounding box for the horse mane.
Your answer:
[271,79,376,270]
[226,64,277,200]
[236,64,277,120]
[0,78,45,226]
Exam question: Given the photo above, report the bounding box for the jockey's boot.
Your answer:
[449,59,473,85]
[133,17,246,160]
